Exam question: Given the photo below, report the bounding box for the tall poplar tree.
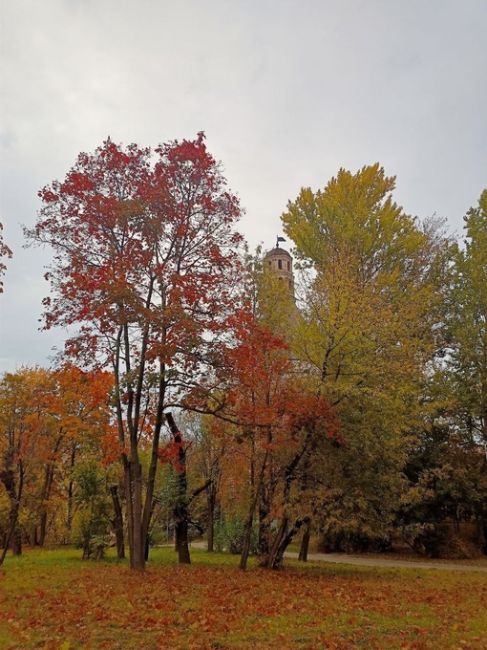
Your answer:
[282,164,449,545]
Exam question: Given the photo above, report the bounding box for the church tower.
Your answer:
[263,237,294,296]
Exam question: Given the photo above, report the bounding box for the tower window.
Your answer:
[278,259,282,269]
[287,261,291,271]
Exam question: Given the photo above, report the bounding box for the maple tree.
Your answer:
[28,133,243,570]
[212,302,338,569]
[259,385,338,569]
[223,313,291,569]
[35,365,113,547]
[0,366,112,564]
[0,221,12,293]
[0,368,51,565]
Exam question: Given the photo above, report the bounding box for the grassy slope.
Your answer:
[0,547,486,649]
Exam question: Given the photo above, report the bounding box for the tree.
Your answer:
[399,413,487,557]
[282,164,434,281]
[0,366,113,560]
[446,189,487,447]
[220,311,291,569]
[34,365,113,547]
[191,415,227,553]
[71,459,112,560]
[28,134,243,570]
[0,369,51,565]
[281,164,450,550]
[0,222,12,293]
[158,412,210,564]
[215,304,338,570]
[427,188,487,552]
[261,386,338,569]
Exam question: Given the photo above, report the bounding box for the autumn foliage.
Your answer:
[1,134,486,650]
[27,133,244,570]
[1,547,486,649]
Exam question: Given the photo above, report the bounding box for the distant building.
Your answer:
[263,241,294,296]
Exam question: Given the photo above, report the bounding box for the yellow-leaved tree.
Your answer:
[281,164,450,552]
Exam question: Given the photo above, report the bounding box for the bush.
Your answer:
[402,522,484,559]
[72,506,111,559]
[318,524,392,553]
[214,517,259,555]
[72,460,111,559]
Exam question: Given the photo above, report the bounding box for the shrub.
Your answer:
[214,517,259,555]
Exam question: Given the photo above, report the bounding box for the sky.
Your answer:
[0,0,486,372]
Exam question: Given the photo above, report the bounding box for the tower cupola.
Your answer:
[264,238,294,294]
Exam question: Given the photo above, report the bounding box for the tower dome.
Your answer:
[264,241,294,294]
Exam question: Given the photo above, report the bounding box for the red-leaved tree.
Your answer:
[221,310,291,569]
[218,308,338,570]
[28,133,242,569]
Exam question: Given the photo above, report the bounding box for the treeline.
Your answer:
[0,136,485,569]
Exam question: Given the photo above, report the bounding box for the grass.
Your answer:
[0,546,486,649]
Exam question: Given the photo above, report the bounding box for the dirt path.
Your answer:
[284,550,487,573]
[189,541,487,572]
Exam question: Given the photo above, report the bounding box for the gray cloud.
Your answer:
[1,0,486,371]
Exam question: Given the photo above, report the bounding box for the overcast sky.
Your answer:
[1,0,486,372]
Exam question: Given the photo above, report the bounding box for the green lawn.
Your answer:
[0,547,485,649]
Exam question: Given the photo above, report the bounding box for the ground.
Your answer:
[0,547,486,649]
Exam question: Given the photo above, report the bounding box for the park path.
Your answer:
[284,550,487,573]
[190,541,487,573]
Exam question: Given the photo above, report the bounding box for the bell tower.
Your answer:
[264,236,294,295]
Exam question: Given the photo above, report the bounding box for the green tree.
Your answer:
[446,189,487,446]
[282,164,450,548]
[72,459,112,560]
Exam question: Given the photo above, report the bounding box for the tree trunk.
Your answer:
[38,437,62,546]
[0,463,24,567]
[266,517,307,569]
[264,434,312,569]
[175,513,191,564]
[258,492,270,556]
[122,448,145,570]
[207,491,215,552]
[65,443,77,544]
[109,485,125,559]
[11,525,22,556]
[39,511,48,547]
[299,519,311,562]
[144,531,150,562]
[38,462,56,546]
[239,507,255,571]
[139,355,166,566]
[266,516,288,569]
[127,453,145,570]
[240,450,269,570]
[144,501,155,562]
[166,412,191,565]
